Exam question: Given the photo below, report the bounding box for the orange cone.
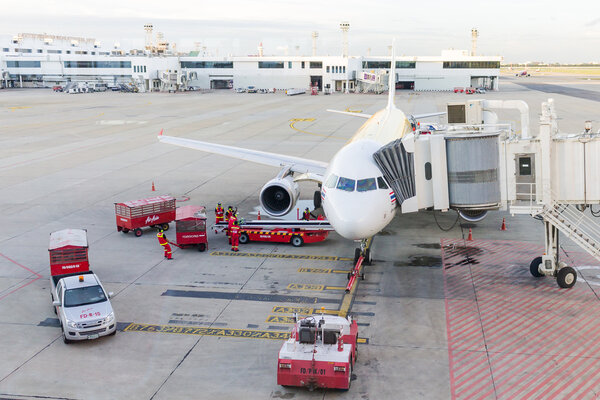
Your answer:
[152,181,156,191]
[158,129,163,136]
[467,228,473,241]
[500,218,507,231]
[257,210,261,220]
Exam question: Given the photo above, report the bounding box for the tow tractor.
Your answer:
[277,310,358,390]
[214,219,332,247]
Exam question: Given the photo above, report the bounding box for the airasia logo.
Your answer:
[145,215,159,224]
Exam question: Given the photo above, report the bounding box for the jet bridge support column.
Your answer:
[529,99,578,288]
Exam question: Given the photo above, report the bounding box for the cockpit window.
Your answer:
[377,177,389,189]
[336,177,355,192]
[357,178,377,192]
[324,174,339,188]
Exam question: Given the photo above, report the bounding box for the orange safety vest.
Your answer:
[215,206,224,217]
[230,225,240,236]
[157,232,169,246]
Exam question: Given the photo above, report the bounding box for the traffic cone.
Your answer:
[257,210,261,220]
[158,129,163,136]
[467,228,473,241]
[500,218,507,231]
[152,181,156,191]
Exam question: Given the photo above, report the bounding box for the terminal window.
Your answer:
[288,61,292,68]
[443,61,500,69]
[6,61,41,68]
[180,61,233,68]
[326,66,330,73]
[309,61,322,69]
[258,61,284,69]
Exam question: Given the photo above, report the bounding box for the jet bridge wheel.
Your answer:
[557,266,577,289]
[529,256,544,278]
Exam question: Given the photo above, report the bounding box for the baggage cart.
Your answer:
[115,195,176,237]
[174,205,208,251]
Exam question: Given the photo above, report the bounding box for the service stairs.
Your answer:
[540,202,600,262]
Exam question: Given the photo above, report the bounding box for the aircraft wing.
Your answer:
[326,109,372,119]
[159,135,328,176]
[412,112,446,119]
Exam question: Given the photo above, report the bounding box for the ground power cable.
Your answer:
[458,222,499,398]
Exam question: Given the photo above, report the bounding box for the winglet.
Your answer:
[387,39,396,110]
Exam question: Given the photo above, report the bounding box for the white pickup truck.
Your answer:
[49,229,117,343]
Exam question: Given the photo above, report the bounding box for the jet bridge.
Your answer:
[374,98,600,288]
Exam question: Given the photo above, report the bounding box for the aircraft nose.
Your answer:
[324,200,381,240]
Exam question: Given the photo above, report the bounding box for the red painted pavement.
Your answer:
[443,238,600,400]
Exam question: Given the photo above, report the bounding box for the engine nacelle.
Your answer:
[458,209,488,223]
[259,176,300,217]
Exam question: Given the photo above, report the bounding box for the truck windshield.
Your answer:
[64,285,107,307]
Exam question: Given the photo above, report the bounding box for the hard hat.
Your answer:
[218,202,221,206]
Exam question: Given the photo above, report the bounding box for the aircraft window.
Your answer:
[377,177,389,189]
[336,177,355,192]
[324,174,338,188]
[357,178,377,192]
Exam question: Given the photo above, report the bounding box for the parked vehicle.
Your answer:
[235,88,245,93]
[49,229,116,343]
[52,85,63,92]
[247,86,257,93]
[454,87,464,93]
[476,87,486,94]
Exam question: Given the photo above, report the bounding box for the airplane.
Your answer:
[159,47,478,262]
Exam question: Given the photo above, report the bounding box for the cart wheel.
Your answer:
[134,228,143,237]
[239,233,249,244]
[122,228,130,233]
[161,223,169,231]
[198,243,206,252]
[291,235,304,247]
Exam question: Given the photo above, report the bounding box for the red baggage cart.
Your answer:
[49,229,90,276]
[115,195,176,237]
[175,205,208,251]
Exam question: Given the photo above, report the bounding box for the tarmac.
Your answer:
[0,75,599,399]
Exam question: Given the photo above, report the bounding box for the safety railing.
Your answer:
[541,200,600,261]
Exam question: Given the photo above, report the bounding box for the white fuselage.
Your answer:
[321,106,413,240]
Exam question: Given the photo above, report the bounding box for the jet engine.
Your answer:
[458,209,488,223]
[259,176,300,217]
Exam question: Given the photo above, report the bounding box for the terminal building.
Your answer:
[0,31,501,92]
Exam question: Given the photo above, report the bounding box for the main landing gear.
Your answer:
[529,221,577,289]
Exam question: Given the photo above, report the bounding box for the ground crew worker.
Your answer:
[230,220,241,252]
[215,203,224,224]
[156,230,173,260]
[225,206,234,220]
[302,207,311,221]
[227,213,237,244]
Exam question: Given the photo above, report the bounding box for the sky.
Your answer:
[0,0,599,63]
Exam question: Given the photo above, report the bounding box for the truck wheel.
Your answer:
[109,330,116,336]
[161,223,170,231]
[291,235,304,247]
[63,330,72,344]
[122,228,130,233]
[134,228,143,237]
[239,233,249,244]
[198,243,206,252]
